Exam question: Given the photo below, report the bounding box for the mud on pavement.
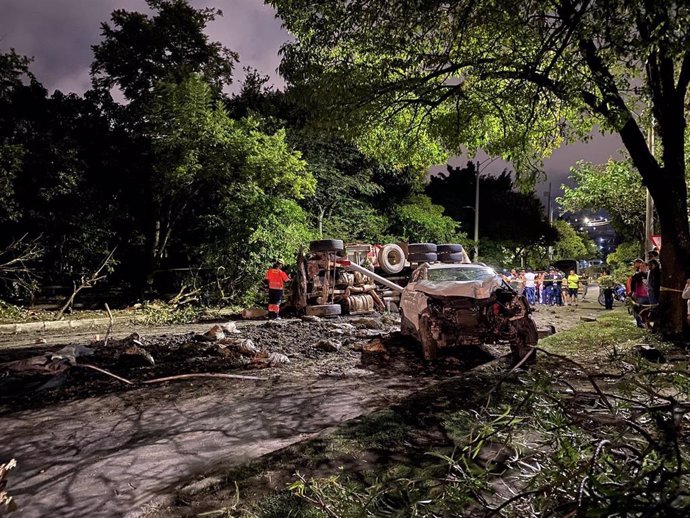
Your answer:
[0,312,515,414]
[0,303,599,517]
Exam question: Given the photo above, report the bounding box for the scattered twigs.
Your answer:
[0,234,42,293]
[168,284,201,307]
[103,303,114,347]
[534,347,614,411]
[56,248,117,320]
[483,347,536,410]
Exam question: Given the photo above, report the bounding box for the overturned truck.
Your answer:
[293,240,469,317]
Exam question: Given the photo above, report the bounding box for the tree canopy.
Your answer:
[270,0,690,335]
[91,0,237,101]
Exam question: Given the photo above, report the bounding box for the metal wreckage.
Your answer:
[292,240,538,363]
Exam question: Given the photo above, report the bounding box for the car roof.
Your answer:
[425,263,491,270]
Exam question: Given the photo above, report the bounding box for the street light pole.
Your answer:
[546,182,554,262]
[474,166,480,260]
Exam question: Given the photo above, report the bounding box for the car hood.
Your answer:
[411,277,502,299]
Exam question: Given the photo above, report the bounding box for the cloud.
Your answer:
[0,0,621,182]
[0,0,289,95]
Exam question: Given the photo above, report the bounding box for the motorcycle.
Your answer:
[598,283,627,307]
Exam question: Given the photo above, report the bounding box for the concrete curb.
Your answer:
[0,315,138,335]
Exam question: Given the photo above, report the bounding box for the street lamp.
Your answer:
[472,157,500,261]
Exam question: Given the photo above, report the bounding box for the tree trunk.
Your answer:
[653,173,690,338]
[616,113,690,339]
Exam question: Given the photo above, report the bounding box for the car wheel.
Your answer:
[408,243,437,254]
[419,313,438,360]
[408,252,438,263]
[305,304,342,317]
[309,239,344,252]
[510,317,538,365]
[378,243,405,274]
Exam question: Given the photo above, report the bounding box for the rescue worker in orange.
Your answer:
[265,260,290,319]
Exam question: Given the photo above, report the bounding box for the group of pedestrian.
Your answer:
[505,267,584,307]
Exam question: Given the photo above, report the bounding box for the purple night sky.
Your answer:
[1,0,623,203]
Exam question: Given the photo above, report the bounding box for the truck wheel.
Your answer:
[439,252,464,263]
[408,252,437,263]
[305,304,342,317]
[408,243,437,254]
[309,239,344,252]
[419,313,438,360]
[378,243,405,274]
[437,244,464,253]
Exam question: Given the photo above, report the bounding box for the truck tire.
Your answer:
[439,252,464,263]
[305,304,342,317]
[408,243,437,254]
[309,239,344,252]
[408,252,437,263]
[437,244,464,253]
[378,243,405,274]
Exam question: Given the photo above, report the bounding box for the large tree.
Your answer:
[271,0,690,336]
[91,0,237,102]
[90,0,240,284]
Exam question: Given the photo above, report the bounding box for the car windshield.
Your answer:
[426,267,497,282]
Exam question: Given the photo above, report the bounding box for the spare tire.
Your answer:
[408,252,437,263]
[408,243,437,254]
[309,239,344,252]
[378,244,405,274]
[439,252,464,263]
[437,244,464,254]
[305,304,342,317]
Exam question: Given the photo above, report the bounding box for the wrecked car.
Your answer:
[399,263,537,362]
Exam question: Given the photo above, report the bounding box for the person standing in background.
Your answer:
[523,268,536,305]
[265,260,290,319]
[566,269,580,306]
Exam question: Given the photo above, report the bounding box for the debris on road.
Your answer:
[0,458,17,516]
[316,339,342,352]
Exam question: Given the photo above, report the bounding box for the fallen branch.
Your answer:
[56,248,117,320]
[103,303,114,347]
[78,363,134,385]
[142,373,266,384]
[78,364,265,385]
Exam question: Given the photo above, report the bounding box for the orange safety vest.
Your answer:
[265,268,289,290]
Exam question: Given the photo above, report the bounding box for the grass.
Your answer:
[539,308,645,357]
